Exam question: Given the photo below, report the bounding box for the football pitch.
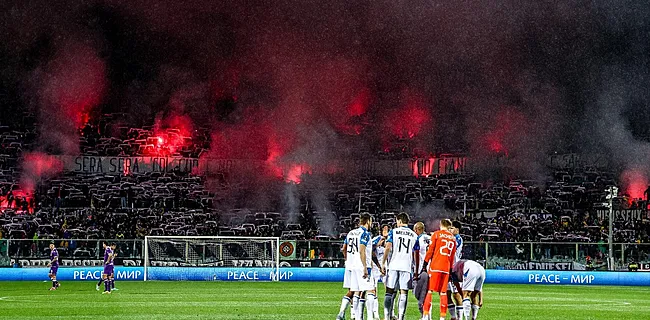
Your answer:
[0,282,649,320]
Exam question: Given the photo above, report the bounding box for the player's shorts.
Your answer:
[428,271,449,293]
[349,268,375,292]
[343,269,351,288]
[103,265,114,275]
[49,266,58,275]
[461,265,486,292]
[385,270,413,290]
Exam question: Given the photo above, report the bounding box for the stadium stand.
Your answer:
[2,111,650,269]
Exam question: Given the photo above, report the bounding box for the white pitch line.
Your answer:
[0,296,37,302]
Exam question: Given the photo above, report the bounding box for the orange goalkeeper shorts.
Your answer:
[428,272,450,293]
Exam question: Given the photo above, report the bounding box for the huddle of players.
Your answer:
[337,212,485,320]
[47,241,118,293]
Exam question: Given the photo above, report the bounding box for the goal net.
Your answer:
[144,236,280,281]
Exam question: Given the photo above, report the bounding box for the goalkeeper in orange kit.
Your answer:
[419,219,457,320]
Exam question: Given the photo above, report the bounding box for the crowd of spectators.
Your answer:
[2,110,650,268]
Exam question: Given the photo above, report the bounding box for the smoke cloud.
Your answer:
[29,40,106,154]
[586,67,650,198]
[2,0,650,210]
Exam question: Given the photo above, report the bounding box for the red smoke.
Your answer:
[26,41,106,158]
[621,168,648,200]
[8,152,64,212]
[150,114,194,156]
[486,133,507,155]
[336,88,372,135]
[481,107,525,156]
[20,152,64,192]
[266,134,285,178]
[264,130,309,182]
[284,164,312,184]
[207,117,317,183]
[348,88,370,117]
[383,90,432,139]
[41,42,106,130]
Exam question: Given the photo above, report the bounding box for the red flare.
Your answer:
[621,168,648,200]
[150,114,194,156]
[285,164,312,184]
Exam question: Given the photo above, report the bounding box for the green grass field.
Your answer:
[0,281,649,319]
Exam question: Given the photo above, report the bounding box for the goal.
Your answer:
[144,236,280,281]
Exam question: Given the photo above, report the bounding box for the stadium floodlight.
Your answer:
[144,236,280,281]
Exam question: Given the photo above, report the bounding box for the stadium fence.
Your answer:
[2,239,649,271]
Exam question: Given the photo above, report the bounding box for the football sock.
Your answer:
[339,296,351,315]
[397,293,407,320]
[97,279,103,286]
[366,293,375,320]
[456,305,463,320]
[52,280,56,288]
[471,304,480,320]
[357,298,366,320]
[422,292,432,317]
[373,292,379,317]
[111,280,115,289]
[352,295,359,319]
[449,304,456,320]
[104,280,110,292]
[439,293,448,319]
[463,299,471,319]
[384,293,394,320]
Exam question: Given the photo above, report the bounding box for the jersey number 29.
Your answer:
[439,239,455,256]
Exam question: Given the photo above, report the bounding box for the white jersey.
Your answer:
[386,226,419,272]
[344,226,372,270]
[416,233,431,270]
[454,234,464,262]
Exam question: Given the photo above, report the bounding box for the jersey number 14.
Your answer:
[397,238,412,253]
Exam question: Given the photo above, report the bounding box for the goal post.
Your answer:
[144,236,280,281]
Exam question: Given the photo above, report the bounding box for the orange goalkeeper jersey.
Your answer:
[424,229,457,274]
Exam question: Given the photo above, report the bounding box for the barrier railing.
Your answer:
[290,240,650,270]
[467,241,650,271]
[2,239,649,270]
[1,239,141,267]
